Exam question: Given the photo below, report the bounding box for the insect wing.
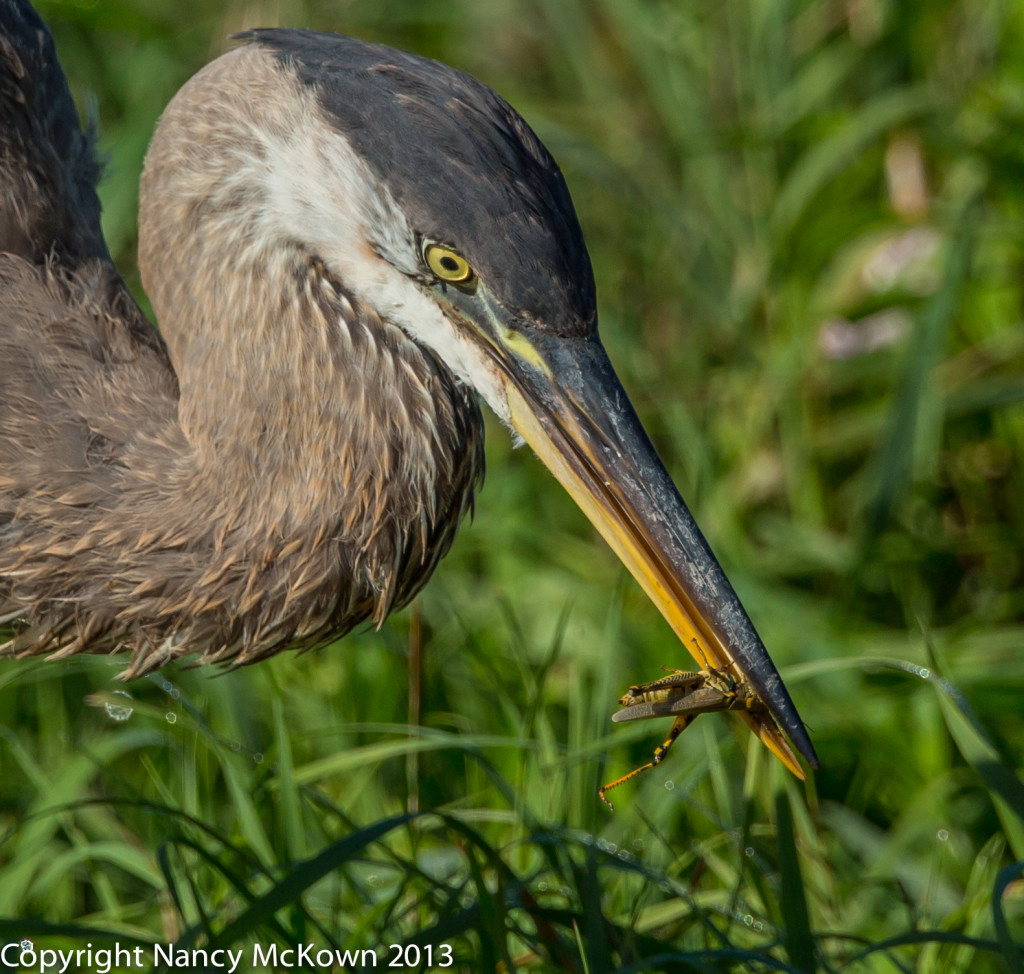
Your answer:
[611,682,731,723]
[663,683,737,715]
[611,700,667,722]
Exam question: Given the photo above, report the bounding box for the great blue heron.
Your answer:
[0,0,817,776]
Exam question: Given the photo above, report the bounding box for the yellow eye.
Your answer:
[424,243,475,285]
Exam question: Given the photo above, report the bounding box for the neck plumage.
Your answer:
[128,251,483,673]
[2,48,484,674]
[126,160,485,670]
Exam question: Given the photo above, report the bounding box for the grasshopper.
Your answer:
[599,645,765,809]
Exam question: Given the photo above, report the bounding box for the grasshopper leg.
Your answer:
[599,714,697,810]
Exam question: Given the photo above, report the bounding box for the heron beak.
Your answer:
[443,290,818,776]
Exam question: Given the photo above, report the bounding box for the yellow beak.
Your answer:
[443,289,818,776]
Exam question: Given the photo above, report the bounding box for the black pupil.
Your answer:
[440,256,460,272]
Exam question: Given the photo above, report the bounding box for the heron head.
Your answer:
[140,30,817,776]
[269,30,598,332]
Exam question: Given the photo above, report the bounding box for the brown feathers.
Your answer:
[0,20,485,674]
[0,241,484,674]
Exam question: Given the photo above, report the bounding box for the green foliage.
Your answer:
[3,0,1024,969]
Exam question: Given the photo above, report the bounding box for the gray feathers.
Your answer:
[0,0,107,265]
[244,29,597,337]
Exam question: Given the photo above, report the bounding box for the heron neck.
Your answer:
[148,235,471,536]
[128,44,485,665]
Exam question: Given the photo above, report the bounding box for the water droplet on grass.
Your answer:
[104,690,134,722]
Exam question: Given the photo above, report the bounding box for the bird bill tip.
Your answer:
[495,338,816,775]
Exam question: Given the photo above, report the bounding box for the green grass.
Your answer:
[2,0,1024,969]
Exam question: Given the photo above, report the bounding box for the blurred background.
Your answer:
[1,0,1023,969]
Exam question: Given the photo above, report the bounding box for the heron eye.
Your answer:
[424,243,475,285]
